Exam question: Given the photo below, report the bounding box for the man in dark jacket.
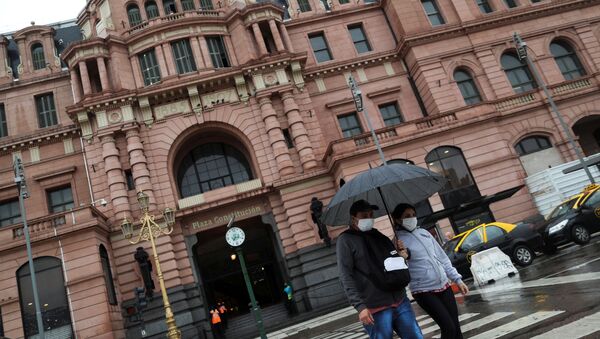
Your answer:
[336,200,423,339]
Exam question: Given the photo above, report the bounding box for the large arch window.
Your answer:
[454,69,482,105]
[17,257,72,338]
[31,43,45,70]
[127,4,142,26]
[550,40,586,80]
[501,52,537,93]
[515,135,552,156]
[100,245,118,305]
[177,143,253,197]
[145,0,159,19]
[163,0,177,14]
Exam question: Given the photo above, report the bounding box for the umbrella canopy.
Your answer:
[322,163,447,226]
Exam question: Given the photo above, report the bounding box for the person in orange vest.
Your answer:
[218,301,228,329]
[210,306,223,339]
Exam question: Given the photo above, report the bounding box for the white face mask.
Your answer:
[402,217,418,231]
[357,218,375,232]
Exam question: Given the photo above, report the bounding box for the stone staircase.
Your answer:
[223,303,289,339]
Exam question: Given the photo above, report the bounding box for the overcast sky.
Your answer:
[0,0,87,34]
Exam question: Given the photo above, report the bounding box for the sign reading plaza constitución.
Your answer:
[191,205,264,231]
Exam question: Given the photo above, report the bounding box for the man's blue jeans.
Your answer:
[363,297,423,339]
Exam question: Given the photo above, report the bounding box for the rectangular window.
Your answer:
[206,36,231,68]
[476,0,493,13]
[378,103,403,126]
[309,33,333,63]
[0,199,21,227]
[181,0,195,11]
[125,170,135,191]
[282,129,294,148]
[200,0,214,10]
[138,49,161,86]
[504,0,518,7]
[0,104,7,138]
[171,39,197,74]
[339,0,350,3]
[348,24,372,54]
[297,0,311,12]
[421,0,445,26]
[48,186,74,213]
[35,93,58,128]
[337,113,363,138]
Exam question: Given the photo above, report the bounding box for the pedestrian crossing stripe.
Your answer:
[530,311,600,339]
[421,313,479,335]
[469,311,565,339]
[432,312,514,338]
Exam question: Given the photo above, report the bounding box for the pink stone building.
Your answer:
[1,0,599,337]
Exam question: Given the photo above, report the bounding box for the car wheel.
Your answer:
[512,244,535,266]
[572,225,590,245]
[542,243,558,255]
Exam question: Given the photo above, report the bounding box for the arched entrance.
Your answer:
[572,115,600,156]
[192,216,285,317]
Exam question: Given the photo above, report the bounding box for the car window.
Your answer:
[461,228,483,250]
[443,238,461,256]
[583,191,600,207]
[485,225,506,241]
[547,198,578,220]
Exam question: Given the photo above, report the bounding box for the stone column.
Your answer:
[155,44,170,76]
[278,22,294,53]
[101,134,131,219]
[0,37,8,77]
[79,61,92,95]
[70,69,82,102]
[125,127,155,209]
[252,23,269,56]
[258,96,295,176]
[130,56,144,88]
[199,37,213,68]
[281,90,317,170]
[15,38,29,74]
[268,20,285,52]
[162,43,176,75]
[96,57,110,92]
[190,37,206,68]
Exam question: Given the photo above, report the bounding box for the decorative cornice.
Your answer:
[33,166,77,182]
[0,126,79,156]
[303,51,398,78]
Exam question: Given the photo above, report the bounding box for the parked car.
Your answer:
[541,184,600,252]
[443,222,544,277]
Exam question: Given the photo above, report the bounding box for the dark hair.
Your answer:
[392,203,416,219]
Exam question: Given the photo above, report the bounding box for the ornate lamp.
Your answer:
[163,207,175,226]
[121,217,133,239]
[137,191,150,212]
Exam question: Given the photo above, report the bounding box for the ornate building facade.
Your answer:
[1,0,600,337]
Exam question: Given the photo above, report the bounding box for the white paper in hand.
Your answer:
[384,257,408,272]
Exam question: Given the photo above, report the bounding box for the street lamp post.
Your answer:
[13,157,45,338]
[121,191,181,339]
[512,32,595,184]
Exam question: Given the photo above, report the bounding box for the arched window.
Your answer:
[31,43,45,70]
[163,0,177,14]
[145,0,159,19]
[17,257,72,338]
[181,0,195,11]
[177,143,253,197]
[100,245,118,305]
[501,52,537,93]
[127,4,142,26]
[550,40,586,80]
[515,135,552,156]
[454,69,482,105]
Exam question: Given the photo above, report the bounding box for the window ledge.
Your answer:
[366,85,402,99]
[33,166,76,182]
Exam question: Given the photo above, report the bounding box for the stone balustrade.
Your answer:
[415,112,458,130]
[126,10,222,35]
[493,92,537,111]
[354,127,398,147]
[551,77,592,95]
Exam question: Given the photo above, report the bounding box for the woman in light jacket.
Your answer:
[392,203,469,339]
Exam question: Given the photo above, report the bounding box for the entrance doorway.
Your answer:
[193,217,284,317]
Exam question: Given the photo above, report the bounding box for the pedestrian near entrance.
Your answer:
[283,282,296,316]
[337,200,423,339]
[392,203,469,339]
[218,302,228,329]
[210,306,224,339]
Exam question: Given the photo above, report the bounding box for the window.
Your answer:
[583,191,600,207]
[48,186,74,213]
[476,0,493,13]
[297,0,311,12]
[501,53,537,93]
[181,0,195,11]
[17,257,72,338]
[348,24,371,54]
[200,0,214,10]
[337,113,363,138]
[283,129,294,148]
[145,0,159,19]
[35,93,58,128]
[339,0,350,3]
[127,4,142,26]
[550,41,586,80]
[163,0,177,14]
[421,0,445,26]
[461,228,483,250]
[531,0,542,2]
[309,33,333,63]
[0,104,7,138]
[515,136,552,156]
[504,0,518,8]
[454,69,482,105]
[319,0,331,10]
[378,103,403,126]
[177,143,253,197]
[125,170,135,191]
[31,43,45,70]
[0,199,21,227]
[206,36,230,68]
[485,225,506,241]
[138,49,161,86]
[171,39,196,74]
[100,245,118,305]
